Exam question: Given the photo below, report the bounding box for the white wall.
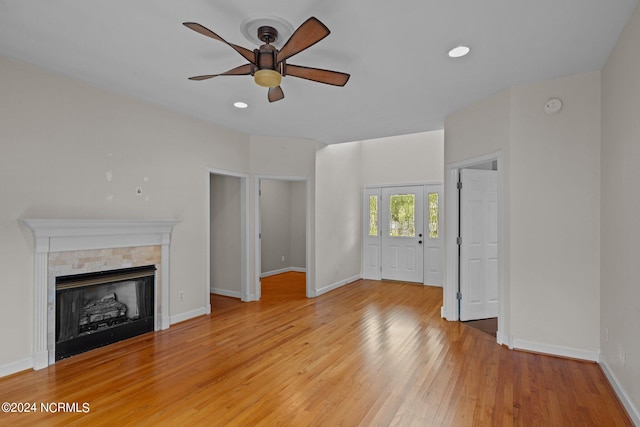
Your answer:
[210,174,242,296]
[290,181,307,269]
[510,72,601,355]
[445,89,512,162]
[361,130,444,185]
[445,71,602,359]
[0,55,250,371]
[248,135,317,298]
[315,142,362,294]
[601,3,640,420]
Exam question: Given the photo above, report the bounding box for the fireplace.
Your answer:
[55,265,156,360]
[20,219,179,370]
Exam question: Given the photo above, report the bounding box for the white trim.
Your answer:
[600,357,640,425]
[170,306,208,325]
[254,177,261,301]
[0,357,33,378]
[363,180,444,189]
[206,168,250,303]
[314,274,361,297]
[497,331,512,349]
[19,218,178,239]
[305,179,313,299]
[443,152,505,346]
[512,338,598,362]
[209,288,242,299]
[20,218,179,370]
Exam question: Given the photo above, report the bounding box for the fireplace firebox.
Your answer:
[55,265,156,360]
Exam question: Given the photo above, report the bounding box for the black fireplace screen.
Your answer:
[55,265,155,360]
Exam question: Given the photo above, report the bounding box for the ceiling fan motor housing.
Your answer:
[256,43,277,70]
[254,26,281,87]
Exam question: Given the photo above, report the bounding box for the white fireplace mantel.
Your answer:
[20,218,180,370]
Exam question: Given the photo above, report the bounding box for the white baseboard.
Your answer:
[261,267,306,278]
[600,357,640,425]
[210,288,241,299]
[170,306,208,325]
[496,331,510,348]
[314,274,361,297]
[0,357,33,378]
[511,338,598,362]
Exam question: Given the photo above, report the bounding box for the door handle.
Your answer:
[418,240,423,245]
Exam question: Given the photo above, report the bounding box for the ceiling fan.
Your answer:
[183,17,350,102]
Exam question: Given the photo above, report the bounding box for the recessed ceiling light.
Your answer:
[234,101,248,109]
[448,45,470,58]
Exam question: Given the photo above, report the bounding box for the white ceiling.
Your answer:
[0,1,637,144]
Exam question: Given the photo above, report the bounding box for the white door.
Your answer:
[381,186,424,283]
[363,188,381,280]
[459,169,498,321]
[424,184,444,286]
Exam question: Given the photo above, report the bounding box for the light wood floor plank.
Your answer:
[0,272,632,426]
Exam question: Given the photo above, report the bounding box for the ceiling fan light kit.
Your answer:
[254,69,281,88]
[183,16,350,103]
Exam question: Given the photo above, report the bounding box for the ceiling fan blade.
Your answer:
[188,64,254,80]
[183,22,256,64]
[277,17,330,63]
[285,64,350,86]
[268,86,285,103]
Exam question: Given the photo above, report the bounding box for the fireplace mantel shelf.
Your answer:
[21,219,180,253]
[20,218,179,370]
[21,218,180,238]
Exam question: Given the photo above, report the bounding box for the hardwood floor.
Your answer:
[0,273,631,426]
[463,318,498,338]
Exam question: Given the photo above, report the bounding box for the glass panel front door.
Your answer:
[381,186,423,283]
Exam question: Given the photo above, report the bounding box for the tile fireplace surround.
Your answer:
[21,219,179,370]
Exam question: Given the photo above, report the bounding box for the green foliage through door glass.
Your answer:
[389,194,415,237]
[428,192,439,238]
[369,195,378,236]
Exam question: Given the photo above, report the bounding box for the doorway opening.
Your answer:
[207,169,250,307]
[444,152,505,345]
[256,176,311,300]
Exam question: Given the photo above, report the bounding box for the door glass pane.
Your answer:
[389,194,415,237]
[428,192,439,238]
[369,195,378,236]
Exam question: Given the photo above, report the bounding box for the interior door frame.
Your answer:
[206,168,250,307]
[254,175,312,300]
[443,151,506,346]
